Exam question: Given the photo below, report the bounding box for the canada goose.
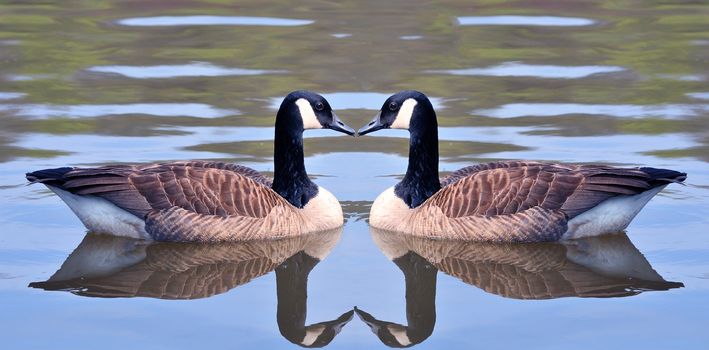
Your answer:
[358,90,687,242]
[357,228,682,348]
[30,228,354,347]
[26,91,355,242]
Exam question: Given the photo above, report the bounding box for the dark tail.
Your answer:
[639,167,687,186]
[26,167,74,186]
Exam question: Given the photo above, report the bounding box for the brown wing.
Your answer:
[440,161,548,187]
[427,161,657,219]
[56,161,285,219]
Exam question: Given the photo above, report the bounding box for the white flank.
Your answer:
[295,98,321,129]
[48,186,150,239]
[564,186,666,239]
[391,98,418,129]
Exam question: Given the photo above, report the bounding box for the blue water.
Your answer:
[0,0,708,349]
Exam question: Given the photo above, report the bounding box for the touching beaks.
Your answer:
[353,306,383,333]
[326,112,356,136]
[357,112,385,136]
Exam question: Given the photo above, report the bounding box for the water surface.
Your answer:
[0,0,707,349]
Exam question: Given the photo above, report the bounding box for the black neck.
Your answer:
[271,105,318,208]
[276,251,319,344]
[357,252,436,347]
[395,104,441,208]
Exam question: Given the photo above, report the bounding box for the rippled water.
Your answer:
[1,1,708,349]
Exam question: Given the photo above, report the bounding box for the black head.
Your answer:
[357,90,434,136]
[279,90,355,136]
[354,307,415,348]
[294,310,355,348]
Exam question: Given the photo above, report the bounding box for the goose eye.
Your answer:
[314,102,324,111]
[388,101,398,111]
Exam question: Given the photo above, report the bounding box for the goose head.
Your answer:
[278,90,355,136]
[354,307,419,348]
[291,309,355,347]
[357,90,435,136]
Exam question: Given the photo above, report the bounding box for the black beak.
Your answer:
[357,112,385,136]
[322,309,355,333]
[326,112,356,136]
[353,306,385,333]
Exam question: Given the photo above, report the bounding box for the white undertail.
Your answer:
[564,186,666,239]
[48,186,150,239]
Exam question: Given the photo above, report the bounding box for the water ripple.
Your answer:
[87,62,284,79]
[457,15,595,26]
[0,103,238,119]
[270,92,444,110]
[687,92,709,100]
[474,103,709,119]
[0,92,26,100]
[429,62,624,79]
[12,126,697,165]
[117,15,314,27]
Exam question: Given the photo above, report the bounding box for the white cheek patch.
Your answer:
[390,98,417,129]
[301,325,326,346]
[387,325,412,346]
[295,98,322,129]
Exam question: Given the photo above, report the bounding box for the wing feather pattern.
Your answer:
[419,161,676,241]
[41,161,301,240]
[54,161,282,219]
[431,161,659,219]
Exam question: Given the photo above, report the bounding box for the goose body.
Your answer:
[358,91,686,242]
[26,91,355,242]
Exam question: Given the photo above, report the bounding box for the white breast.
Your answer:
[369,187,412,230]
[48,186,150,239]
[300,186,344,230]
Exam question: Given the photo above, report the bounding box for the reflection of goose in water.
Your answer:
[358,228,683,347]
[30,228,353,347]
[355,250,436,348]
[276,251,354,347]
